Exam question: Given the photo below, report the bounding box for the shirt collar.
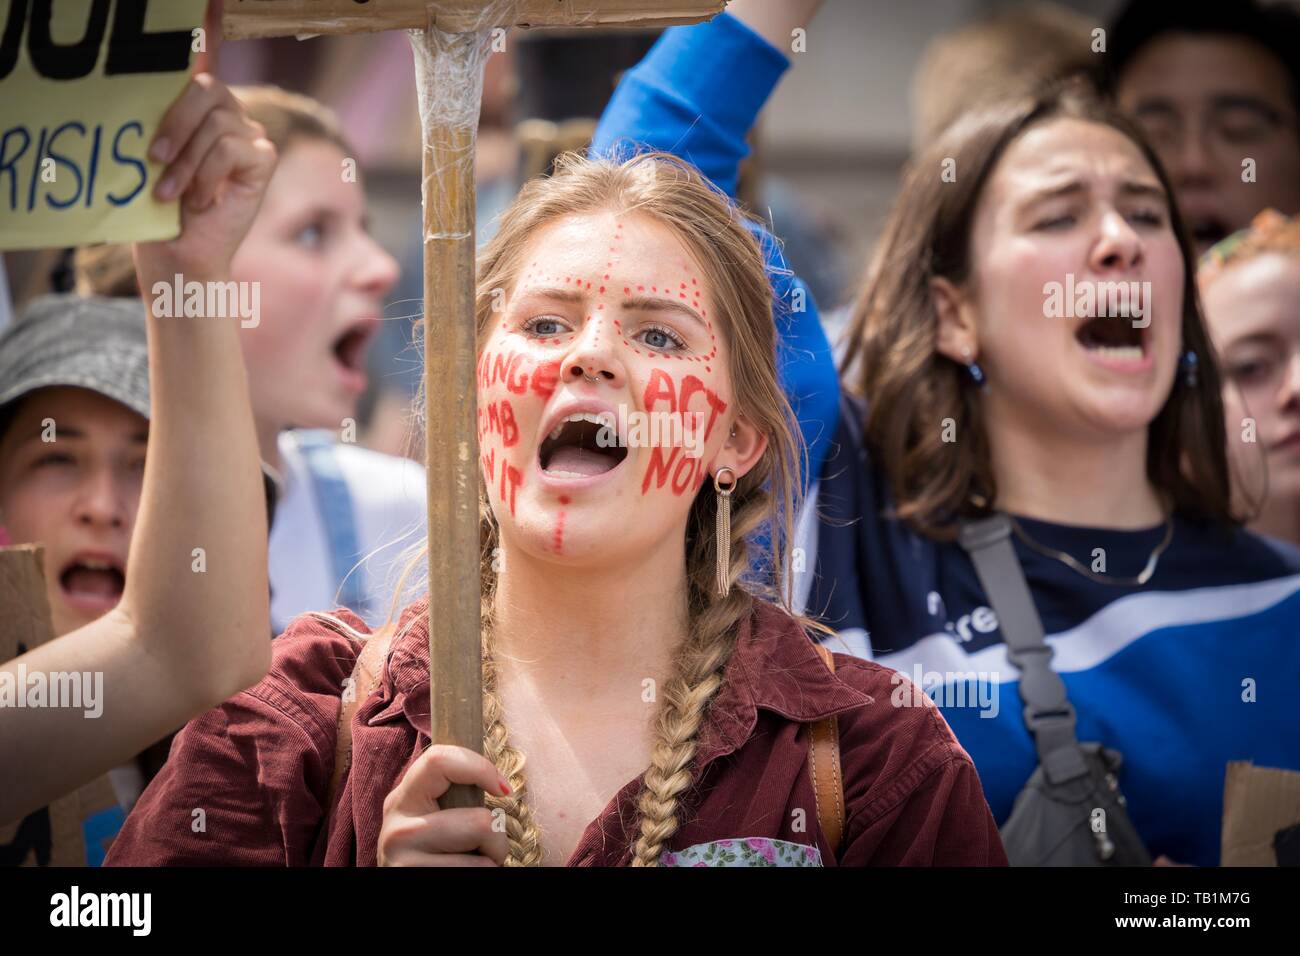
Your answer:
[693,599,874,769]
[372,596,874,764]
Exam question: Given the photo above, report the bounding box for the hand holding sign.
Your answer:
[133,72,276,284]
[0,0,209,250]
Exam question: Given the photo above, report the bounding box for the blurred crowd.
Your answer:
[2,0,1299,869]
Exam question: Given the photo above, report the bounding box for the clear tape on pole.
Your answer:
[407,1,518,242]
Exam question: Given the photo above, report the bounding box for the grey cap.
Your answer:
[0,294,150,429]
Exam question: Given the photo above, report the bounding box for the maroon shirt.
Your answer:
[106,598,1007,866]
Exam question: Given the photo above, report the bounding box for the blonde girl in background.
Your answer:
[77,87,425,635]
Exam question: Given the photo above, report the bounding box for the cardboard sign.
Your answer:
[0,544,120,867]
[223,0,726,39]
[1221,761,1300,866]
[0,0,206,251]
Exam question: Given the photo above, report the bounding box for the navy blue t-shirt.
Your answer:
[807,396,1300,866]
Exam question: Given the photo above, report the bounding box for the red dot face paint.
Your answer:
[552,509,566,554]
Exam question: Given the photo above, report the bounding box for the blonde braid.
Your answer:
[482,637,547,865]
[477,502,547,866]
[629,480,771,866]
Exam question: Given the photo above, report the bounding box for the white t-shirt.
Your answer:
[268,431,427,634]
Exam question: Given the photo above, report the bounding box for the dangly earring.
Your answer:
[1181,349,1199,387]
[962,346,986,389]
[714,467,737,597]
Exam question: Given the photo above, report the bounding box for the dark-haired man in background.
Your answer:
[1105,0,1300,255]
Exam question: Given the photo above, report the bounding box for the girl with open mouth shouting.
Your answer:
[106,151,1005,868]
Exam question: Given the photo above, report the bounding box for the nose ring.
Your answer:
[582,372,600,384]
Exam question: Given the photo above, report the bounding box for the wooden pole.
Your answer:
[226,0,724,39]
[411,24,487,810]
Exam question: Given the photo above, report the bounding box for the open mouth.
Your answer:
[59,555,125,612]
[1188,216,1230,250]
[1075,303,1147,363]
[331,320,378,380]
[539,413,628,478]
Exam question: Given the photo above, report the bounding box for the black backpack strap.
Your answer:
[958,515,1089,785]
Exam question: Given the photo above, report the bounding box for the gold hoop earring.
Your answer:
[714,467,737,597]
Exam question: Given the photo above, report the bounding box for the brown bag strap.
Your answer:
[327,627,394,813]
[808,642,846,856]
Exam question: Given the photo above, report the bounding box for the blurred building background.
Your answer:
[7,0,1276,452]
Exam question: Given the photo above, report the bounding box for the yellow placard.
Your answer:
[0,0,206,251]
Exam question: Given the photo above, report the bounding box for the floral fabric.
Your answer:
[660,837,822,867]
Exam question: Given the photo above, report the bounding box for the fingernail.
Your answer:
[150,138,172,163]
[156,176,176,201]
[498,776,511,796]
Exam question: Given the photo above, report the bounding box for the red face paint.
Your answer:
[635,368,729,496]
[642,446,675,495]
[499,462,523,517]
[478,214,734,545]
[640,444,710,497]
[552,510,565,554]
[531,359,560,399]
[676,374,729,441]
[506,353,530,395]
[479,398,518,448]
[643,368,677,414]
